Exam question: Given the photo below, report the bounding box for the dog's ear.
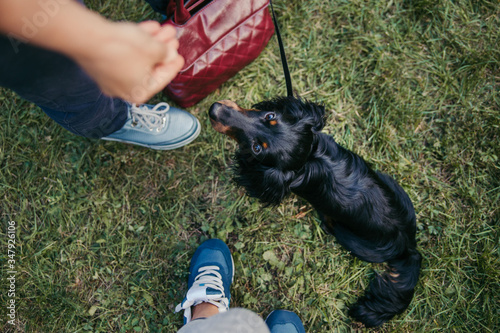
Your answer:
[304,101,326,133]
[235,161,294,206]
[282,98,326,134]
[260,167,295,205]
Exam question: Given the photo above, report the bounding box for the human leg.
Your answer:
[175,239,270,333]
[177,308,270,333]
[175,239,234,323]
[144,0,169,14]
[0,34,128,138]
[0,35,200,148]
[174,239,307,333]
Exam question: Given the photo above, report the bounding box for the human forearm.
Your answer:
[0,0,184,104]
[0,0,114,60]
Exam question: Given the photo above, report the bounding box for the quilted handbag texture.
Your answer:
[162,0,275,108]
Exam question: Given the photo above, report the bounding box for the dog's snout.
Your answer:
[209,102,223,120]
[216,100,243,110]
[209,100,247,120]
[208,102,239,138]
[209,100,247,123]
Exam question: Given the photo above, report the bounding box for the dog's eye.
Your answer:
[264,113,276,121]
[252,142,262,154]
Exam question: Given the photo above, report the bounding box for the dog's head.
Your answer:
[209,96,326,204]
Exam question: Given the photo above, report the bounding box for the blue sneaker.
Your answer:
[175,239,234,324]
[265,310,306,333]
[102,102,200,150]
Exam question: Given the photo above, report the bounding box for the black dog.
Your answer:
[209,96,421,328]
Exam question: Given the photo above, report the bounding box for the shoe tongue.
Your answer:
[186,284,223,302]
[205,287,223,296]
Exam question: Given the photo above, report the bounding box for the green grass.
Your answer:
[1,0,499,332]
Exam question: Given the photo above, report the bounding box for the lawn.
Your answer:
[0,0,498,332]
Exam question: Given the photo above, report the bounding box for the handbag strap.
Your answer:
[173,0,191,24]
[269,0,293,97]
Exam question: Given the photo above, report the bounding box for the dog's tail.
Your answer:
[349,249,422,328]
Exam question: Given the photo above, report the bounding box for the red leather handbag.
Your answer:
[162,0,275,108]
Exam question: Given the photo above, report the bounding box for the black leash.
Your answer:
[269,0,293,97]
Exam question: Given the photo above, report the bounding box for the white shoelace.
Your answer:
[129,102,170,132]
[175,265,229,324]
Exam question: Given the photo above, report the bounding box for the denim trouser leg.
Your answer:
[0,35,128,139]
[144,0,169,14]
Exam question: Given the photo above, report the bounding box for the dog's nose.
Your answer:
[209,102,223,120]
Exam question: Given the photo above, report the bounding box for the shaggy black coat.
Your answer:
[209,96,422,328]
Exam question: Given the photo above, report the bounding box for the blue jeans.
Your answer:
[0,34,129,139]
[0,0,169,139]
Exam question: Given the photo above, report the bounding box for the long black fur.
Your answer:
[209,96,421,327]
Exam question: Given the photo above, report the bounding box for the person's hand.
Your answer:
[72,21,184,104]
[0,1,182,104]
